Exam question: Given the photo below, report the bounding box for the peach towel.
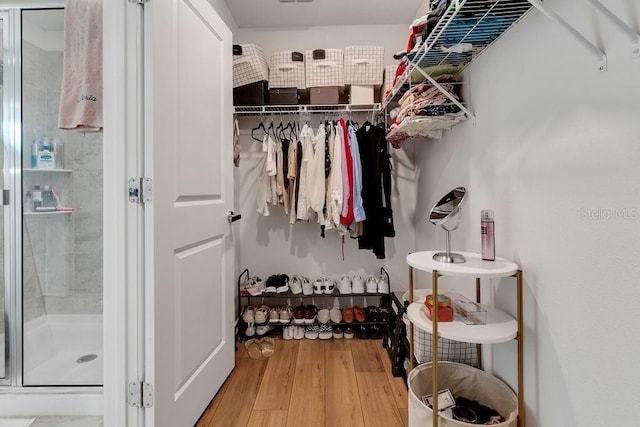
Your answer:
[58,0,103,131]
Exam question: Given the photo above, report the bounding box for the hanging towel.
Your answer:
[58,0,103,131]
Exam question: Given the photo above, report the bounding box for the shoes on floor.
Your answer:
[245,338,262,360]
[333,326,344,339]
[305,325,320,340]
[355,325,369,339]
[283,325,294,340]
[319,324,333,340]
[369,324,383,340]
[344,327,355,339]
[293,325,305,340]
[260,337,275,357]
[338,276,351,294]
[352,275,365,294]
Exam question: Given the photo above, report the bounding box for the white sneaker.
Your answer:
[246,277,265,296]
[283,325,294,340]
[305,325,320,340]
[318,324,333,340]
[352,275,365,294]
[313,278,325,295]
[245,321,255,337]
[256,324,273,336]
[365,275,378,293]
[329,308,342,323]
[378,275,390,293]
[293,325,305,340]
[290,275,303,295]
[242,306,255,323]
[338,276,351,294]
[324,278,336,294]
[301,277,313,296]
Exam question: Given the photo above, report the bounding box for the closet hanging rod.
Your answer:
[234,103,382,116]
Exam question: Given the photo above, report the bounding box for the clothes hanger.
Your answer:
[251,120,268,142]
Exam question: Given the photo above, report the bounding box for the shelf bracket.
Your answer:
[583,0,640,59]
[527,0,608,71]
[413,65,476,123]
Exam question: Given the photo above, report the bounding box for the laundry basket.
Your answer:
[408,362,518,427]
[402,290,477,366]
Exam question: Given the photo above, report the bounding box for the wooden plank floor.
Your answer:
[196,338,408,427]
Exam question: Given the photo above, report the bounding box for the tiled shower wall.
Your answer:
[22,40,103,322]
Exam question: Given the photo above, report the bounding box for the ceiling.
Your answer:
[225,0,424,28]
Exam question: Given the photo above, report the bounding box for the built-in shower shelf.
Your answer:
[24,210,73,216]
[24,168,72,173]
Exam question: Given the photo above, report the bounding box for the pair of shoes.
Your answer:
[305,325,320,339]
[313,277,336,294]
[283,325,294,340]
[244,337,275,359]
[290,275,308,295]
[317,309,331,324]
[365,274,390,293]
[293,325,305,339]
[348,306,365,323]
[245,321,256,337]
[265,274,290,294]
[355,325,369,339]
[319,324,333,340]
[269,307,293,324]
[241,276,265,296]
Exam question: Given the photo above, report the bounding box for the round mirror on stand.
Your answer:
[429,187,468,263]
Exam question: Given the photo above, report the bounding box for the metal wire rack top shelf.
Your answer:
[383,0,533,109]
[234,103,382,116]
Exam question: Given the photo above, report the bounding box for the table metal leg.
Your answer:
[516,270,525,427]
[432,270,439,427]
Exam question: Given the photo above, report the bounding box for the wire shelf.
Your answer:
[234,103,382,116]
[383,0,533,108]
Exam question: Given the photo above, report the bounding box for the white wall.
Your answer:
[413,0,640,425]
[207,0,237,30]
[232,24,417,288]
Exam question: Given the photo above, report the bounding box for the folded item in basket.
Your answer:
[452,396,505,425]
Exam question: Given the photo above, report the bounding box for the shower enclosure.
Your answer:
[1,6,103,392]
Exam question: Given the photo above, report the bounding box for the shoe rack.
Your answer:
[236,267,393,342]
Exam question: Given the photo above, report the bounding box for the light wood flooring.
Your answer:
[196,338,408,427]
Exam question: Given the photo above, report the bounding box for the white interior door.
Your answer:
[145,0,234,425]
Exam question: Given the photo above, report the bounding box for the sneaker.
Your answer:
[355,324,369,339]
[377,275,390,293]
[301,277,313,296]
[293,325,305,340]
[276,274,290,293]
[352,275,365,294]
[313,278,325,295]
[293,305,306,324]
[242,306,255,323]
[280,306,293,324]
[290,275,303,295]
[329,308,342,323]
[319,324,333,340]
[365,275,378,293]
[255,305,270,324]
[305,325,320,340]
[256,324,274,337]
[317,309,331,324]
[323,278,336,294]
[333,326,344,339]
[344,327,355,339]
[304,305,317,324]
[338,276,351,294]
[283,325,294,340]
[246,277,265,296]
[370,324,383,340]
[269,307,280,324]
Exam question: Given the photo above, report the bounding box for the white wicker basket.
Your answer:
[233,44,269,88]
[269,51,306,89]
[344,46,384,86]
[305,48,344,88]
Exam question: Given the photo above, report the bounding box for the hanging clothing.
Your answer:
[256,135,276,216]
[348,123,366,224]
[296,124,314,221]
[275,139,289,214]
[308,124,327,223]
[233,118,241,167]
[287,134,299,224]
[339,119,354,226]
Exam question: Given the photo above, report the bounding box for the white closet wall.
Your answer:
[411,0,640,426]
[233,25,417,287]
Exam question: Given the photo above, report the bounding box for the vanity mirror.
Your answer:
[429,187,468,263]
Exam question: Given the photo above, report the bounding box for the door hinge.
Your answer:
[128,178,152,204]
[128,381,154,408]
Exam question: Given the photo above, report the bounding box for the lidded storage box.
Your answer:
[344,46,384,86]
[232,44,269,88]
[269,51,306,89]
[305,48,345,88]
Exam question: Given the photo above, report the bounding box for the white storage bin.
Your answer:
[305,48,344,88]
[402,290,477,366]
[344,46,384,86]
[269,51,306,89]
[233,44,269,88]
[408,362,518,427]
[350,85,374,104]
